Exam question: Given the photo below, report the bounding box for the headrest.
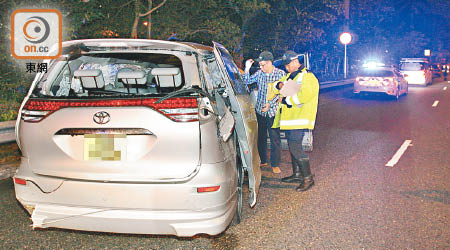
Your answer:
[117,69,147,85]
[74,69,102,77]
[117,70,146,79]
[151,67,180,76]
[74,69,105,89]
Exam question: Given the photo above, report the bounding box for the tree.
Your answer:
[223,0,270,66]
[241,0,342,80]
[349,0,450,62]
[130,0,168,39]
[245,0,342,56]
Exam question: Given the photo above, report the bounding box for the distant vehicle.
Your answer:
[430,63,442,78]
[443,64,449,80]
[13,39,262,236]
[399,58,432,85]
[353,62,408,100]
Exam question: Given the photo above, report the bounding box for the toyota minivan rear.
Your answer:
[13,39,260,236]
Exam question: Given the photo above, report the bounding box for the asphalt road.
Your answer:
[1,78,449,249]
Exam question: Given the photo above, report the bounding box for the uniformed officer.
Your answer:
[269,50,319,192]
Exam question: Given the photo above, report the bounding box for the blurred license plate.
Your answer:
[368,80,380,86]
[83,134,127,161]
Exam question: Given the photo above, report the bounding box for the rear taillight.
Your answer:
[197,185,220,193]
[14,177,27,185]
[145,97,198,122]
[381,77,394,87]
[21,109,51,122]
[159,108,198,122]
[356,77,368,85]
[21,97,198,123]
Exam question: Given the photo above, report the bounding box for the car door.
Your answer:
[212,42,261,207]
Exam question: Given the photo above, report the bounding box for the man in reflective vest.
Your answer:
[268,50,319,192]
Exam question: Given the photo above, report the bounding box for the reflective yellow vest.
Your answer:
[270,68,319,130]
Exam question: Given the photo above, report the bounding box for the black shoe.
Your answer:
[281,175,303,183]
[281,156,303,183]
[296,176,314,192]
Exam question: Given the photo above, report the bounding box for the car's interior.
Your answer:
[37,53,185,97]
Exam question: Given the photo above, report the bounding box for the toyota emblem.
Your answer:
[93,111,110,124]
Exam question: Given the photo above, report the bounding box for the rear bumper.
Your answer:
[14,159,237,236]
[353,85,396,96]
[25,198,236,236]
[405,77,428,85]
[406,81,427,85]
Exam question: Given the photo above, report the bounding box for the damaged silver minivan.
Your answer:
[13,39,261,236]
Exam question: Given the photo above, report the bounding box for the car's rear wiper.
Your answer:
[155,86,214,104]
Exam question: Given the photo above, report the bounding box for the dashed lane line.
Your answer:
[385,140,412,167]
[444,87,447,90]
[432,100,439,107]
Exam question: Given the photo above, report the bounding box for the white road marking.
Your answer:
[385,140,412,167]
[432,101,439,107]
[444,87,447,90]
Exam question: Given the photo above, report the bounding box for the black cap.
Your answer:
[255,51,274,62]
[280,50,300,65]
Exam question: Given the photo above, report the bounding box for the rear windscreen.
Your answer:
[32,53,185,98]
[358,69,394,77]
[400,62,425,71]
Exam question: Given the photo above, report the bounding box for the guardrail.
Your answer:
[0,79,354,144]
[0,121,16,144]
[319,79,354,89]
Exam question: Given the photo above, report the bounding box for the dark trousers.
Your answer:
[285,129,311,177]
[256,113,281,167]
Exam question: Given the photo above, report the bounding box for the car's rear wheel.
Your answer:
[232,139,244,225]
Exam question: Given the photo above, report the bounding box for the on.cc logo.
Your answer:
[23,16,51,44]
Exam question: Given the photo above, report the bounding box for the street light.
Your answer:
[424,49,431,63]
[339,32,352,79]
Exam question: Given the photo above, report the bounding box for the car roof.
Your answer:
[61,39,214,54]
[400,58,428,62]
[360,66,395,71]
